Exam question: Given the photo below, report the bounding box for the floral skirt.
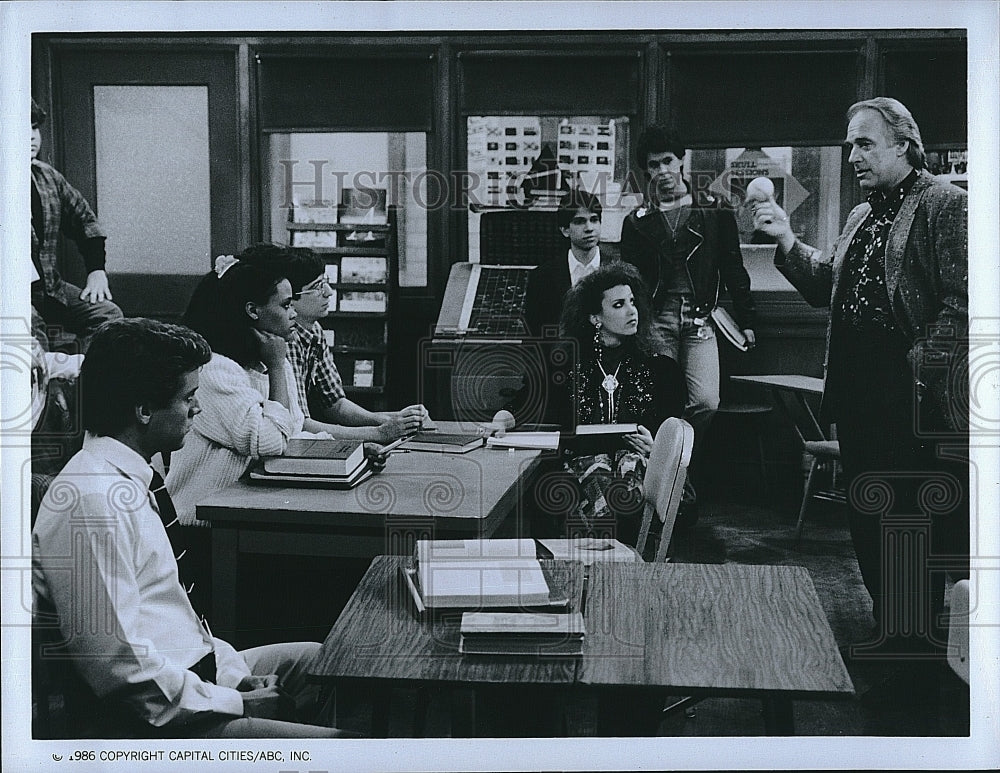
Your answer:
[565,450,647,542]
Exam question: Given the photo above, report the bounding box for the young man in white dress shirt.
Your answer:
[523,190,606,338]
[32,318,355,738]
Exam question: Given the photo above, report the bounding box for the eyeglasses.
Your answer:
[293,278,332,300]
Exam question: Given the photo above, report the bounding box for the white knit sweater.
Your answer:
[166,353,304,526]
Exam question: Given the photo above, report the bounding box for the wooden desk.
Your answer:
[310,556,853,736]
[196,435,541,641]
[731,374,826,441]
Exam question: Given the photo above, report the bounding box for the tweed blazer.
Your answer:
[775,170,968,432]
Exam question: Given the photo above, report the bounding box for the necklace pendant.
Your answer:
[602,374,619,394]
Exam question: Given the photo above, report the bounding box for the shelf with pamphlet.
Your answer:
[287,203,397,411]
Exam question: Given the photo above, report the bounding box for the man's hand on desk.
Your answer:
[374,404,429,442]
[240,684,294,720]
[363,442,389,473]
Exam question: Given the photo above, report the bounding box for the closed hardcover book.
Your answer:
[710,306,749,351]
[263,439,364,476]
[569,423,639,455]
[249,463,373,489]
[459,611,585,656]
[402,432,484,454]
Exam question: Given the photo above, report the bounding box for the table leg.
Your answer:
[211,528,239,642]
[596,688,662,736]
[370,682,392,737]
[449,686,477,737]
[761,696,795,735]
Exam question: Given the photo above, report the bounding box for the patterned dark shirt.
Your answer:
[835,170,919,332]
[286,321,346,419]
[30,159,106,293]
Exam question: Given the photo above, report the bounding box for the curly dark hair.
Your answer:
[635,125,686,168]
[80,318,211,436]
[559,262,660,358]
[238,242,325,295]
[182,260,288,366]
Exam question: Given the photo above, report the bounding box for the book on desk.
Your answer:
[262,438,364,476]
[459,611,585,656]
[401,431,484,454]
[249,460,374,489]
[403,539,580,612]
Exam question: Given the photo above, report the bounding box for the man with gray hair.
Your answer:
[753,97,968,666]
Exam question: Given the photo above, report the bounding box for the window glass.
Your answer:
[264,131,428,287]
[689,146,843,291]
[94,85,210,274]
[466,115,634,262]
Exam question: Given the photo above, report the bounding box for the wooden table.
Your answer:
[196,431,542,640]
[310,556,854,736]
[730,374,827,441]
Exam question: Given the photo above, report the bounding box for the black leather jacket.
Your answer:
[619,196,755,330]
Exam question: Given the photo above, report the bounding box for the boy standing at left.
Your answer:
[31,98,122,353]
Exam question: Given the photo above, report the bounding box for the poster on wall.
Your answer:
[467,116,623,209]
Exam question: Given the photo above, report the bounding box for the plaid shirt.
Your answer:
[31,160,106,302]
[286,321,346,419]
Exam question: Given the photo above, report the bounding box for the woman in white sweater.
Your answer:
[166,256,304,528]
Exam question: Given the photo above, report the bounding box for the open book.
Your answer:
[414,539,552,609]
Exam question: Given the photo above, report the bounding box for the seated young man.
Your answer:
[30,98,123,354]
[32,318,355,738]
[523,190,606,338]
[239,243,428,441]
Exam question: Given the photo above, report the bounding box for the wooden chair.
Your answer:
[947,579,970,684]
[635,417,695,563]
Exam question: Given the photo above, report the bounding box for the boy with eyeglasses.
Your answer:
[239,243,428,441]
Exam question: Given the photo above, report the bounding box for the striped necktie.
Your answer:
[149,468,217,683]
[148,468,207,613]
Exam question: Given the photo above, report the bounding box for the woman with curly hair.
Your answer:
[496,262,686,542]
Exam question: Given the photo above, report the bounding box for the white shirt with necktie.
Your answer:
[32,434,250,726]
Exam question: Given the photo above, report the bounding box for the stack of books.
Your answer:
[250,438,372,488]
[459,611,585,656]
[411,538,553,609]
[400,538,588,657]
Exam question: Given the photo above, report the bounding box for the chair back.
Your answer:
[635,417,694,562]
[947,579,970,684]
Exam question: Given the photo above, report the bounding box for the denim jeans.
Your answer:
[651,293,720,436]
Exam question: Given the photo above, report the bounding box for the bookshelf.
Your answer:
[286,206,397,411]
